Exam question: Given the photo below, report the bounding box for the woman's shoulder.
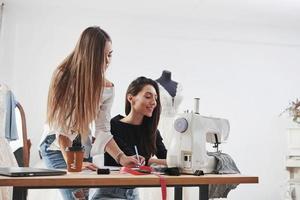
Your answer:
[110,115,124,131]
[111,115,123,123]
[102,80,115,101]
[110,115,132,137]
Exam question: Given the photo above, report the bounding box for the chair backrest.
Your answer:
[15,102,31,167]
[0,83,31,167]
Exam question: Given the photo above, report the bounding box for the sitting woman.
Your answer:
[92,76,167,200]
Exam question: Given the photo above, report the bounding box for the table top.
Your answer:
[0,171,258,188]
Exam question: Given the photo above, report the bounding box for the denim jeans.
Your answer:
[40,134,90,200]
[91,188,139,200]
[40,135,139,200]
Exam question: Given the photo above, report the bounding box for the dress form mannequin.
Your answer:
[156,70,183,118]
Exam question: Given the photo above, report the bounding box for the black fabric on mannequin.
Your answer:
[156,70,178,97]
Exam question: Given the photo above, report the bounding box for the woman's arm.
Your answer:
[105,138,144,166]
[58,134,72,162]
[91,86,142,166]
[148,130,167,166]
[91,86,116,156]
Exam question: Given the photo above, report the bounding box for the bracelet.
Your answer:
[115,151,125,164]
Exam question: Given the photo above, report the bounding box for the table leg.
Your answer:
[199,185,208,200]
[174,186,183,200]
[13,187,27,200]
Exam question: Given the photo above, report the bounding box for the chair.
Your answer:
[15,102,31,167]
[11,102,31,200]
[0,84,31,166]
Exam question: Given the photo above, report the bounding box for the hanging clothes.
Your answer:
[0,83,18,141]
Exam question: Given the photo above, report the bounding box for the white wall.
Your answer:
[0,1,12,85]
[1,0,300,199]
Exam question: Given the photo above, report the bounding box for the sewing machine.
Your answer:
[167,98,230,173]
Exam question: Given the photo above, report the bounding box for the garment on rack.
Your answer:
[0,137,18,200]
[208,152,240,198]
[0,83,18,141]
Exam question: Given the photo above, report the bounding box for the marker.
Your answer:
[134,145,141,165]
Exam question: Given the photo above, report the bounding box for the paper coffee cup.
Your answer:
[65,146,85,172]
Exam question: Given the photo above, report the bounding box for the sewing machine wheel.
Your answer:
[174,118,188,133]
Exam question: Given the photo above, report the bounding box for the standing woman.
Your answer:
[39,26,140,200]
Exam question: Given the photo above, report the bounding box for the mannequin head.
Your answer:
[156,70,178,97]
[160,70,172,81]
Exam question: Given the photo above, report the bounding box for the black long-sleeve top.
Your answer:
[104,115,167,166]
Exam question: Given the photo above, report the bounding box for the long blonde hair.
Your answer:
[47,26,111,137]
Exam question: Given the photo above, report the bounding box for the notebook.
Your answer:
[0,167,67,177]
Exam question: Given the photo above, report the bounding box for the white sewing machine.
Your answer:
[167,98,230,173]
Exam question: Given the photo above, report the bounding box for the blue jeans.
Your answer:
[91,188,139,200]
[40,135,139,200]
[40,134,90,200]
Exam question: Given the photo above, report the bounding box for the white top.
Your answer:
[40,87,114,158]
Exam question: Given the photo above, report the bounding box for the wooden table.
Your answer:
[0,172,258,200]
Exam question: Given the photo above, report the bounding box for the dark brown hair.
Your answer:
[125,76,161,158]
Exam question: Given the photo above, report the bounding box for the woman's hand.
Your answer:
[82,162,98,171]
[136,155,145,166]
[119,154,145,167]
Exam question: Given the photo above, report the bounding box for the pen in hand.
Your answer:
[134,145,141,165]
